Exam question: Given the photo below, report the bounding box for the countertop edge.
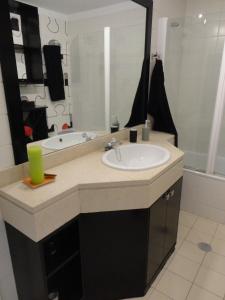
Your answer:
[0,155,184,215]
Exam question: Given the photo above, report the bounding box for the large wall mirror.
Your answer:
[0,0,153,164]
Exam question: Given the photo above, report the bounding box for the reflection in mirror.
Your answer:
[9,0,147,155]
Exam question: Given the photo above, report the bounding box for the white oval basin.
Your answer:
[42,132,97,150]
[102,144,171,171]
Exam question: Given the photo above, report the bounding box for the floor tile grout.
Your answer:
[184,214,221,299]
[154,212,225,300]
[125,212,225,300]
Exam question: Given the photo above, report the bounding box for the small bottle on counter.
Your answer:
[142,120,150,141]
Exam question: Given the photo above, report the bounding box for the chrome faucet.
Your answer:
[105,138,121,151]
[105,138,122,161]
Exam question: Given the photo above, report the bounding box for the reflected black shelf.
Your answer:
[18,78,44,85]
[14,44,24,51]
[22,105,48,113]
[14,44,40,52]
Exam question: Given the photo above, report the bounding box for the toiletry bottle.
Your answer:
[142,120,150,141]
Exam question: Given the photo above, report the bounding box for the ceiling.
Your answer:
[20,0,128,15]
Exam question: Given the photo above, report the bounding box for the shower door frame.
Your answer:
[206,41,225,174]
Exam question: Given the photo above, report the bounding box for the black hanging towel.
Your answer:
[43,45,65,101]
[125,57,150,127]
[148,59,178,146]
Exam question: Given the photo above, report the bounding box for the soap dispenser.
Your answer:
[142,120,150,141]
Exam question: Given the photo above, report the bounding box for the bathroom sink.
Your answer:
[42,132,97,150]
[102,144,171,171]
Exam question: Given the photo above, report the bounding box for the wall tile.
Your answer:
[0,115,12,148]
[0,210,18,300]
[0,84,7,115]
[0,145,14,171]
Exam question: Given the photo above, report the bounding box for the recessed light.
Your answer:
[198,13,203,19]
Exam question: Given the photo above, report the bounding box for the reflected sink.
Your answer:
[102,144,171,171]
[42,132,97,150]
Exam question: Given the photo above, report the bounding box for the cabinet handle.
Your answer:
[48,241,57,256]
[170,190,175,197]
[163,192,170,201]
[50,249,57,256]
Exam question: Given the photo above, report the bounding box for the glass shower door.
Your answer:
[215,102,225,176]
[164,12,225,172]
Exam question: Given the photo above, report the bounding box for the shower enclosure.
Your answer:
[160,8,225,222]
[162,12,225,175]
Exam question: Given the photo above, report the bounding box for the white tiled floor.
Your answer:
[126,210,225,300]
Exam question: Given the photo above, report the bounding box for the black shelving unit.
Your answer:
[6,217,83,300]
[10,1,44,85]
[47,254,83,300]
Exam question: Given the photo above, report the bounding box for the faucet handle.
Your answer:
[105,143,112,151]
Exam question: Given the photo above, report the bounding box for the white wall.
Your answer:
[0,69,14,171]
[0,211,18,300]
[151,0,187,61]
[181,170,225,223]
[0,68,18,299]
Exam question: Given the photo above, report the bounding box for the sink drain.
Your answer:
[198,242,212,253]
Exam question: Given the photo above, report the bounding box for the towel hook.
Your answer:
[151,52,160,60]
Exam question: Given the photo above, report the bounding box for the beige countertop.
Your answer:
[0,133,184,214]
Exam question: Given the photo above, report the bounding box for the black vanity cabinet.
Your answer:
[80,178,183,300]
[5,178,182,300]
[146,178,182,288]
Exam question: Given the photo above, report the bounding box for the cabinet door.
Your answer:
[164,178,183,256]
[147,196,167,286]
[80,209,149,300]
